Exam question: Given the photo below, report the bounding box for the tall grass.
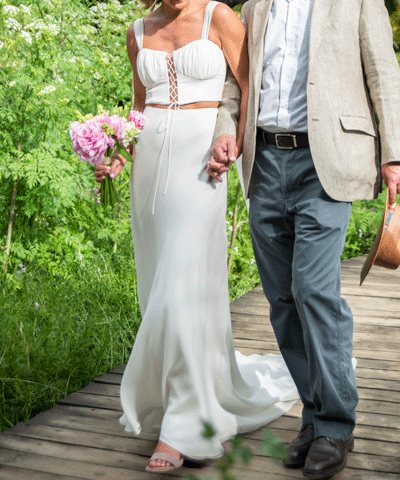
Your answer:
[0,251,140,432]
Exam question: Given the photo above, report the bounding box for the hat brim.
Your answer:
[360,190,391,286]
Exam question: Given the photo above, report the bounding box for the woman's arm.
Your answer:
[211,4,249,157]
[127,23,146,113]
[95,23,146,183]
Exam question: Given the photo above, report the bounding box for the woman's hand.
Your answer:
[94,152,128,183]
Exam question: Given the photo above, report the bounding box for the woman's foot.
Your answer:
[145,441,183,472]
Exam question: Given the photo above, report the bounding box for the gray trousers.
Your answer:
[248,138,358,440]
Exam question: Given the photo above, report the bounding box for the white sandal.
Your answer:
[145,451,184,473]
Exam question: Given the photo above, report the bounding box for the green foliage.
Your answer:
[0,251,141,432]
[0,0,141,275]
[226,165,260,301]
[342,189,386,260]
[390,3,400,48]
[386,0,400,16]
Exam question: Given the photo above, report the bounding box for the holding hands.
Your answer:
[207,134,238,182]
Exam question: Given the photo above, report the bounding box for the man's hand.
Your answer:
[381,162,400,205]
[207,134,238,182]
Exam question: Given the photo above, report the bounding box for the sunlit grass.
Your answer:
[0,253,140,432]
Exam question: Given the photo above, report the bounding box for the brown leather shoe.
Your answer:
[283,424,315,468]
[302,435,354,479]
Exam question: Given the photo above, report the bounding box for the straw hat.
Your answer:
[360,190,400,285]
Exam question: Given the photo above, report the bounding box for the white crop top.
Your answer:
[133,1,227,105]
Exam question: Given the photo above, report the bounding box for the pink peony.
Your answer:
[109,114,127,141]
[128,110,145,130]
[70,118,109,166]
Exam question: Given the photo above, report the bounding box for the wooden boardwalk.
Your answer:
[0,255,399,480]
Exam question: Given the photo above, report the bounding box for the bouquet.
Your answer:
[69,109,145,207]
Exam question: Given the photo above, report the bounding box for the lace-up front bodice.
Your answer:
[133,1,226,106]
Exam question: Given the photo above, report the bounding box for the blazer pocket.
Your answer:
[339,115,377,137]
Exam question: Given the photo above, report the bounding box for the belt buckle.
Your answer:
[275,133,297,149]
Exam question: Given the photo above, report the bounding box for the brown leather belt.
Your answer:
[146,101,219,110]
[257,127,309,149]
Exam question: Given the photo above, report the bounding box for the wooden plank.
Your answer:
[79,382,400,405]
[0,448,177,480]
[232,294,400,313]
[356,358,400,372]
[77,382,119,397]
[342,286,400,299]
[232,311,400,328]
[24,401,400,448]
[231,302,400,319]
[224,448,400,475]
[109,365,125,375]
[234,343,400,362]
[0,435,148,478]
[58,391,400,431]
[16,423,397,472]
[232,336,400,355]
[241,431,400,459]
[247,416,400,444]
[93,373,123,385]
[232,312,400,332]
[2,424,156,457]
[232,324,400,339]
[357,387,400,404]
[58,393,121,411]
[355,367,400,382]
[0,466,85,480]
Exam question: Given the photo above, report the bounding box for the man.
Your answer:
[208,0,400,478]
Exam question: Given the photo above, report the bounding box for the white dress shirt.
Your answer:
[257,0,314,133]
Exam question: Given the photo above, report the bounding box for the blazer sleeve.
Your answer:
[213,4,250,142]
[360,0,400,164]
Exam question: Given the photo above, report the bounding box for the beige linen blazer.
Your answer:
[214,0,400,201]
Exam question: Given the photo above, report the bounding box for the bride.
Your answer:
[95,0,298,473]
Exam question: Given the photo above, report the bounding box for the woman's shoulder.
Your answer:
[126,19,142,52]
[211,2,244,29]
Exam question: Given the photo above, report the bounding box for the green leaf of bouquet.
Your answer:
[115,142,133,163]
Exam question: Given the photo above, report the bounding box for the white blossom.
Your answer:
[93,72,102,80]
[8,80,16,87]
[39,85,56,95]
[19,4,31,15]
[0,41,4,50]
[29,19,60,39]
[3,5,19,15]
[20,31,32,44]
[5,18,21,32]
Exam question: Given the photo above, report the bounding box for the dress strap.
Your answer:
[133,18,144,50]
[201,1,220,40]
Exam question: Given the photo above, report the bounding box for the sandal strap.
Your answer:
[148,451,183,468]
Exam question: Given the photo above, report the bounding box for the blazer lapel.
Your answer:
[309,0,338,73]
[252,0,273,49]
[251,0,273,87]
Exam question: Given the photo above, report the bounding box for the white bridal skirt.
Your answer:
[119,107,299,460]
